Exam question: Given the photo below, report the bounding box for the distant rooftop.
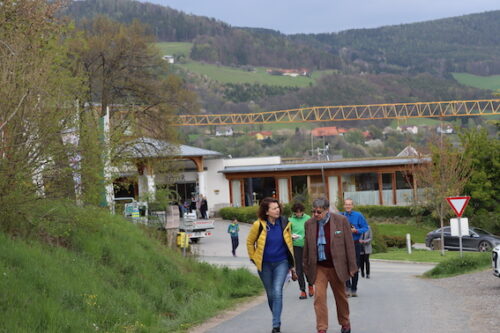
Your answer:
[124,137,223,159]
[220,157,429,174]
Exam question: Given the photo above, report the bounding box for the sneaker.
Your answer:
[341,326,351,333]
[351,291,358,297]
[299,291,307,299]
[271,327,280,333]
[308,285,315,297]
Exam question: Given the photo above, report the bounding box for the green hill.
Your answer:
[0,200,261,332]
[452,73,500,91]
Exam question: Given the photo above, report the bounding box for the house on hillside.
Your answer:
[215,127,233,137]
[162,55,174,64]
[436,125,453,134]
[397,125,418,134]
[266,68,310,77]
[249,131,272,140]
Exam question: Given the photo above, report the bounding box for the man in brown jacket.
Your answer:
[303,197,357,333]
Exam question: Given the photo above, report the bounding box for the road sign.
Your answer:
[446,196,470,217]
[450,218,469,237]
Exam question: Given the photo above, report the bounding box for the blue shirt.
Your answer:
[341,210,369,241]
[263,218,288,263]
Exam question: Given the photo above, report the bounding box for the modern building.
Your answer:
[114,138,427,215]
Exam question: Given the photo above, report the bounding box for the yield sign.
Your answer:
[446,196,471,217]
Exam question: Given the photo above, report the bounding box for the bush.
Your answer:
[382,235,414,248]
[423,253,491,278]
[471,212,500,235]
[219,206,258,223]
[370,224,387,253]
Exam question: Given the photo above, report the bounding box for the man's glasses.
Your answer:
[313,209,324,215]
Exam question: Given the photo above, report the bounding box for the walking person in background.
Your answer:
[247,197,296,333]
[303,197,357,333]
[341,198,369,297]
[289,202,314,299]
[227,219,240,257]
[359,225,372,279]
[200,195,208,219]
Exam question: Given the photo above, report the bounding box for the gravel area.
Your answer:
[429,269,500,332]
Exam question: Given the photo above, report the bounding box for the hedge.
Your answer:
[356,205,413,218]
[219,206,259,223]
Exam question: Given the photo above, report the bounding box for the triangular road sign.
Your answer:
[446,196,471,217]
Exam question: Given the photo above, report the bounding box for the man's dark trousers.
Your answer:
[346,241,361,292]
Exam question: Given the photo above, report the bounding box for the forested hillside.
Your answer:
[293,11,500,76]
[64,1,500,76]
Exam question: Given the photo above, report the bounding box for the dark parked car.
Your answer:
[425,227,500,252]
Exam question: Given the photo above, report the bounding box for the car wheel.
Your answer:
[429,239,436,250]
[478,241,492,252]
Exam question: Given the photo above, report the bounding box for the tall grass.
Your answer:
[423,252,491,278]
[0,200,261,332]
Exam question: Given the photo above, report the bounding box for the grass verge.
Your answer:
[422,252,491,278]
[371,248,490,263]
[374,223,435,243]
[0,200,261,332]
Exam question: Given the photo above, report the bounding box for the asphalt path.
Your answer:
[190,219,472,333]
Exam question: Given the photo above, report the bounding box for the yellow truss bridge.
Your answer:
[170,99,500,126]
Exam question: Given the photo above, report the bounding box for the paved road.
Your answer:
[189,219,485,333]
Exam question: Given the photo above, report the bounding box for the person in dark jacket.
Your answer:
[303,197,357,333]
[200,195,208,219]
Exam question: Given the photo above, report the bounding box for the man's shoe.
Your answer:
[308,285,315,297]
[361,271,365,278]
[341,326,351,333]
[271,327,280,333]
[350,291,358,297]
[299,291,307,299]
[366,274,370,279]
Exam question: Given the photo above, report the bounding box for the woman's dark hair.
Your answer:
[291,202,305,213]
[257,197,282,220]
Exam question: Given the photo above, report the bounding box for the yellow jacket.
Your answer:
[246,217,295,272]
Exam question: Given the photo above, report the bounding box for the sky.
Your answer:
[146,0,500,34]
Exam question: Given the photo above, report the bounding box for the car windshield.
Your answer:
[472,228,492,236]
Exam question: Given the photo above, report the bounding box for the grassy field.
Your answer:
[375,223,435,243]
[155,41,335,87]
[156,42,192,57]
[452,72,500,91]
[179,62,335,87]
[0,200,261,332]
[372,248,489,264]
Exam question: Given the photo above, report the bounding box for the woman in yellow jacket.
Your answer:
[247,197,295,333]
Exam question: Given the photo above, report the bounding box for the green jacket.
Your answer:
[289,213,311,247]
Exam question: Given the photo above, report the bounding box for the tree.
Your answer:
[411,136,472,255]
[71,16,198,204]
[0,0,84,229]
[460,128,500,234]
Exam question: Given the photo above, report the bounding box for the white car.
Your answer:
[493,245,500,278]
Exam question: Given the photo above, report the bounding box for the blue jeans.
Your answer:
[258,259,289,328]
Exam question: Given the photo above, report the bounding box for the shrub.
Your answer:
[219,206,258,223]
[370,224,387,253]
[382,235,414,248]
[423,253,491,278]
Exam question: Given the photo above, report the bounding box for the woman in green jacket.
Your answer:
[289,202,314,299]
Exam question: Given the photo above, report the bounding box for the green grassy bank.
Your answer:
[0,200,261,332]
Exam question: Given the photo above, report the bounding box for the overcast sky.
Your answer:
[146,0,500,34]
